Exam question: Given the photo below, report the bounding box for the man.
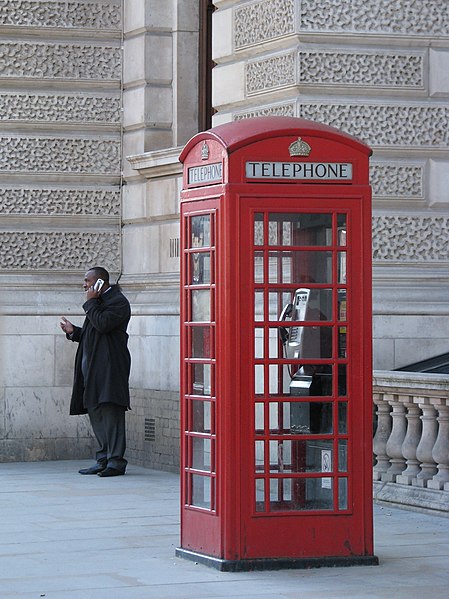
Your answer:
[60,266,131,477]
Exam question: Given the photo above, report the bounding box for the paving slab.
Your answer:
[0,460,448,599]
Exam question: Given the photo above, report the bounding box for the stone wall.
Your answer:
[211,0,449,370]
[0,0,122,462]
[122,1,201,471]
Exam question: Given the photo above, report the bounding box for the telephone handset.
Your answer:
[279,288,310,360]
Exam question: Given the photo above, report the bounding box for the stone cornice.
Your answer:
[127,146,183,180]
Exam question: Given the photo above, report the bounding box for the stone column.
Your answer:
[373,392,392,481]
[413,398,438,487]
[396,397,422,485]
[382,394,407,482]
[427,399,449,490]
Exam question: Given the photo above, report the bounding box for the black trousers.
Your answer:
[88,403,127,472]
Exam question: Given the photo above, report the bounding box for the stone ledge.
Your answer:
[373,480,449,515]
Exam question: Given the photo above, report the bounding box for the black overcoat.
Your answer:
[68,285,131,415]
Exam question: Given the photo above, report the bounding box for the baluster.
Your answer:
[396,396,422,485]
[413,398,438,487]
[373,392,392,481]
[428,399,449,490]
[383,394,407,482]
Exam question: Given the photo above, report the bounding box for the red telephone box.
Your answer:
[177,117,378,570]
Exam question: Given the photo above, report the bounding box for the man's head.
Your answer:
[83,266,110,292]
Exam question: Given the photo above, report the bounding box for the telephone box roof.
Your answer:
[179,116,372,162]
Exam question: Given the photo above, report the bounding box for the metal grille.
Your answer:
[144,418,156,442]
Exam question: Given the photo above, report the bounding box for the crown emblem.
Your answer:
[289,137,312,157]
[201,141,209,160]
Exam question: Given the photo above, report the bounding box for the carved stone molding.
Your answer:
[234,102,295,120]
[373,215,449,262]
[370,164,424,200]
[234,0,449,48]
[245,50,424,95]
[235,0,295,48]
[0,93,121,123]
[0,231,120,270]
[300,0,449,36]
[0,0,121,29]
[0,187,120,215]
[0,42,121,80]
[246,52,295,95]
[298,51,423,88]
[298,103,449,148]
[0,137,120,173]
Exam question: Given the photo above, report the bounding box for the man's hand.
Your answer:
[85,285,101,301]
[60,316,74,335]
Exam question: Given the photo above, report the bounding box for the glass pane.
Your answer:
[255,479,265,512]
[269,439,333,473]
[338,477,348,510]
[269,289,294,320]
[191,326,212,358]
[291,401,333,434]
[191,474,211,509]
[254,213,264,246]
[277,288,333,327]
[269,401,333,434]
[280,325,332,360]
[338,364,347,397]
[338,251,347,283]
[191,400,211,433]
[269,251,333,284]
[254,251,264,283]
[338,402,347,434]
[255,290,264,321]
[255,328,264,359]
[338,327,347,358]
[191,215,211,248]
[269,364,282,394]
[255,403,264,434]
[337,214,347,246]
[192,437,212,471]
[338,440,348,472]
[191,289,210,322]
[255,364,264,395]
[290,365,333,397]
[269,478,333,511]
[255,440,264,472]
[191,252,211,284]
[269,328,282,359]
[268,213,333,246]
[192,363,212,396]
[338,290,347,320]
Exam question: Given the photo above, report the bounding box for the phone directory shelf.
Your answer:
[177,117,378,571]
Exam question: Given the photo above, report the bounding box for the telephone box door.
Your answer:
[238,193,373,560]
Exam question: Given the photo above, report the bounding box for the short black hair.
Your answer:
[88,266,110,283]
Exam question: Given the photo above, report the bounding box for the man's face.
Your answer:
[83,270,97,291]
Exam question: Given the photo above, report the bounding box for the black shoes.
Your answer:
[97,467,125,477]
[78,464,106,475]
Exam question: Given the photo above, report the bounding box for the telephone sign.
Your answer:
[177,116,378,571]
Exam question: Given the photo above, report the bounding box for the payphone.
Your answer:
[177,116,378,570]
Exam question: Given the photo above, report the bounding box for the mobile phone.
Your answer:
[93,278,104,292]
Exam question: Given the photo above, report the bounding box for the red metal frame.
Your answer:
[178,117,376,569]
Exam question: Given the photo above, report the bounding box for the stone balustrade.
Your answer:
[373,370,449,513]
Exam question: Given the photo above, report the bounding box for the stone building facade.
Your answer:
[0,0,448,472]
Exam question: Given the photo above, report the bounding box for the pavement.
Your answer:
[1,460,448,599]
